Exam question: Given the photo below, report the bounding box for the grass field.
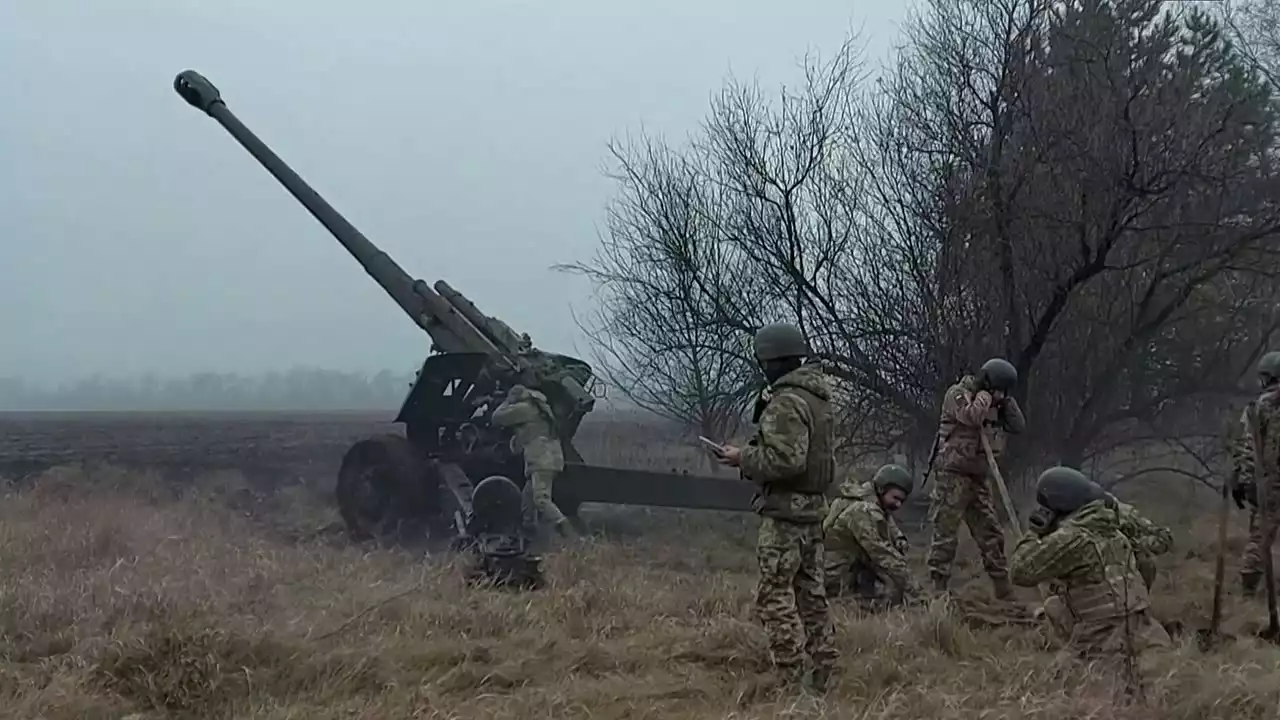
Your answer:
[1,411,1278,718]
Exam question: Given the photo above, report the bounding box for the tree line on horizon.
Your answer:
[0,368,419,411]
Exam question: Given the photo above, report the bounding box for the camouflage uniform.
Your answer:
[739,361,838,689]
[1109,497,1172,590]
[823,478,921,606]
[1012,498,1171,657]
[490,385,572,537]
[1231,383,1280,593]
[926,373,1026,594]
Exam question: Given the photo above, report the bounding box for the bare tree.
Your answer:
[571,0,1280,485]
[556,139,761,461]
[865,0,1280,477]
[1224,0,1280,87]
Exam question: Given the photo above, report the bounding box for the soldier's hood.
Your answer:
[836,478,879,501]
[771,362,831,400]
[1062,498,1121,533]
[958,374,979,392]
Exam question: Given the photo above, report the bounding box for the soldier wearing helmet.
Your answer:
[716,322,837,693]
[925,357,1027,598]
[1013,466,1171,658]
[1082,478,1172,590]
[490,384,577,542]
[1227,351,1280,595]
[822,463,922,607]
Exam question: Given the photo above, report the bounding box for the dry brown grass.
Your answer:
[3,426,1280,718]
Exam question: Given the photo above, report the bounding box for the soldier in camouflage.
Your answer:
[490,384,577,540]
[926,358,1026,598]
[717,322,838,693]
[1228,351,1280,595]
[823,464,922,608]
[1013,466,1171,658]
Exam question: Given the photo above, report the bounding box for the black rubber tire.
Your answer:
[336,435,434,542]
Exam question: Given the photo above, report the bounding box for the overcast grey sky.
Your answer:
[0,1,908,385]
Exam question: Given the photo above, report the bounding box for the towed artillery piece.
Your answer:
[172,70,755,542]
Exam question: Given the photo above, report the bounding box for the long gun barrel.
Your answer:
[171,70,511,366]
[435,280,523,354]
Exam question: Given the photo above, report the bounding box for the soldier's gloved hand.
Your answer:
[1233,481,1256,510]
[1028,505,1057,536]
[1224,478,1241,509]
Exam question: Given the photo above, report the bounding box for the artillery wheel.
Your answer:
[336,435,434,542]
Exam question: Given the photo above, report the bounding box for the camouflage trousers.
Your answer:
[926,470,1008,583]
[823,548,867,598]
[1040,596,1171,658]
[756,517,838,683]
[824,561,904,613]
[1242,492,1280,578]
[522,469,567,529]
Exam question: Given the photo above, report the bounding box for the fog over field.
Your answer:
[0,0,901,398]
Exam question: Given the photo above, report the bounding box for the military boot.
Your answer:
[775,662,806,690]
[1242,572,1262,596]
[554,519,579,540]
[992,576,1014,601]
[808,665,835,694]
[931,574,950,594]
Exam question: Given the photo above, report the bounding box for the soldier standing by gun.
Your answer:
[925,358,1026,598]
[1229,351,1280,596]
[715,322,838,694]
[491,384,578,541]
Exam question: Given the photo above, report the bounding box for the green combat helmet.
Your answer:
[979,357,1018,392]
[1034,466,1104,515]
[752,322,809,361]
[872,463,914,496]
[1259,351,1280,383]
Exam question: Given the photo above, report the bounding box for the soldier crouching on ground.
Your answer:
[926,358,1026,598]
[823,463,922,609]
[1012,466,1171,660]
[1228,351,1280,596]
[716,322,838,693]
[490,384,578,541]
[1089,481,1173,590]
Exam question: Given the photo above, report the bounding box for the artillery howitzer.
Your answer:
[172,70,755,542]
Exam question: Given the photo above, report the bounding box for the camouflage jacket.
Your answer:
[1011,499,1150,622]
[936,375,1026,476]
[1110,498,1172,588]
[823,479,918,596]
[1230,385,1280,492]
[490,386,564,472]
[1111,499,1172,558]
[740,362,834,524]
